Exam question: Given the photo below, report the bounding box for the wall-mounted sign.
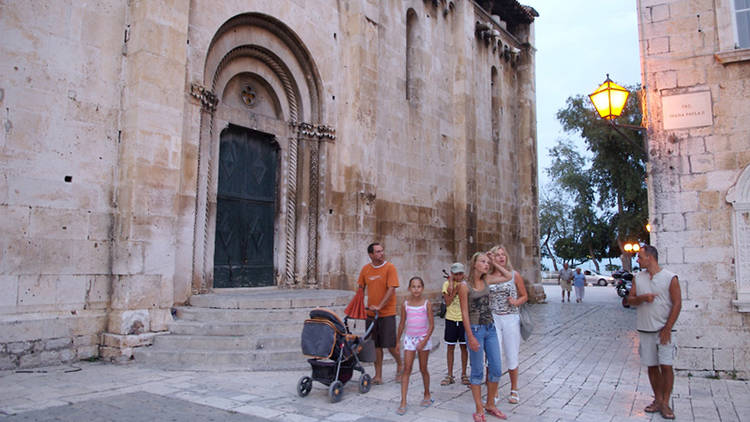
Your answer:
[661,91,713,130]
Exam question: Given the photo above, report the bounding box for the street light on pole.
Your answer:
[588,74,649,161]
[589,75,652,271]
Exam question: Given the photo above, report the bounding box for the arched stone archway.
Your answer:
[727,164,750,312]
[190,13,335,293]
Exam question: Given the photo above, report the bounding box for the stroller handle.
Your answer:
[361,310,378,338]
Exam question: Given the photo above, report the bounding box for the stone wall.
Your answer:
[638,0,750,378]
[0,0,124,367]
[0,0,542,368]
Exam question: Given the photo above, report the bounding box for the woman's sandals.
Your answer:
[508,390,520,404]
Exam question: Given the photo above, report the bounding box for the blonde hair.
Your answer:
[488,245,514,273]
[467,251,488,283]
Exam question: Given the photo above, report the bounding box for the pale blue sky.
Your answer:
[533,0,642,187]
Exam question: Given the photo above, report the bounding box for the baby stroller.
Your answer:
[297,308,376,402]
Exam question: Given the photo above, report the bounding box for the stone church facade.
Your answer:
[0,0,541,367]
[638,0,750,377]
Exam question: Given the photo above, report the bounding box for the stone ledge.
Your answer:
[732,299,750,312]
[714,48,750,64]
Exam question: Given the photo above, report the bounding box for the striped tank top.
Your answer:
[405,299,429,337]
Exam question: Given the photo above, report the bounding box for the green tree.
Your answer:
[544,139,613,272]
[554,86,649,270]
[539,188,572,271]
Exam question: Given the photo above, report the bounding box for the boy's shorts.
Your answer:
[638,331,675,367]
[444,319,466,345]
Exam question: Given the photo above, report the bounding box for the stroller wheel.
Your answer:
[297,376,313,397]
[358,373,371,394]
[329,380,344,403]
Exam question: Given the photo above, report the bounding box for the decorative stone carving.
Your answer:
[190,82,218,112]
[240,85,257,107]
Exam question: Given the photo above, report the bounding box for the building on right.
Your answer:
[637,0,750,378]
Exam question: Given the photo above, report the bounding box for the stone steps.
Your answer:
[173,305,346,323]
[133,288,360,370]
[151,333,300,351]
[134,347,309,371]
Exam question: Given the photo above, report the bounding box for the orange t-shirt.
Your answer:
[357,261,399,317]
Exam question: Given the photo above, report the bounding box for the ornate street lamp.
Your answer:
[588,74,630,120]
[588,74,648,160]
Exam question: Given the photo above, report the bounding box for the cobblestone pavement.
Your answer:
[1,285,748,421]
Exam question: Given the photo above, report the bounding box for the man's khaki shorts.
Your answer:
[638,331,675,367]
[560,280,572,292]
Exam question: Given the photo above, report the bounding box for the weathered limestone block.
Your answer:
[76,345,98,360]
[100,332,158,361]
[683,246,732,264]
[676,346,712,371]
[110,242,145,276]
[0,275,18,311]
[677,66,707,87]
[107,309,150,335]
[149,308,173,332]
[681,173,707,191]
[655,69,677,88]
[85,276,111,310]
[662,246,684,265]
[706,170,739,191]
[44,337,73,351]
[689,154,715,174]
[0,354,15,370]
[661,212,686,231]
[29,208,89,240]
[713,348,734,371]
[7,341,32,355]
[18,352,41,369]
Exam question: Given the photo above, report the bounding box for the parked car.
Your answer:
[583,270,615,286]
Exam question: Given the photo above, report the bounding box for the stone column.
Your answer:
[100,0,190,361]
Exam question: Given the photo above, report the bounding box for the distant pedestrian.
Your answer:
[558,262,574,303]
[357,242,402,385]
[440,263,469,386]
[396,276,434,415]
[459,252,507,421]
[487,245,528,405]
[626,245,681,420]
[572,268,586,303]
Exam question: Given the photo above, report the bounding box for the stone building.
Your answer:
[637,0,750,377]
[0,0,541,368]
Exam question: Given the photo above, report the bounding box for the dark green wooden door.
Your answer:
[213,126,277,288]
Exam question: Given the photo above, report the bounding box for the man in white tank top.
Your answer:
[626,245,681,420]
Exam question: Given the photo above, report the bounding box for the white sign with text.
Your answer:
[661,91,713,130]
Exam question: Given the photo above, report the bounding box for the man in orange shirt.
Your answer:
[358,242,402,384]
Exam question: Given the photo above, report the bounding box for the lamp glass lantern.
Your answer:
[588,74,630,120]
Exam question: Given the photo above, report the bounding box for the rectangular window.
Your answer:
[736,0,750,48]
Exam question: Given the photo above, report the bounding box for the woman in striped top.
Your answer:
[396,276,434,415]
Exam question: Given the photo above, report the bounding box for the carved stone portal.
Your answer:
[727,164,750,312]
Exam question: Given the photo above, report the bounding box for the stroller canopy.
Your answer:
[309,308,347,333]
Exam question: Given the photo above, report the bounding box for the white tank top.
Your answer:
[635,269,677,332]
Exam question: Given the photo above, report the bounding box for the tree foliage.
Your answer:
[542,86,649,271]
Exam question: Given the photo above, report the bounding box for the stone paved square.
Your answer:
[1,285,748,421]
